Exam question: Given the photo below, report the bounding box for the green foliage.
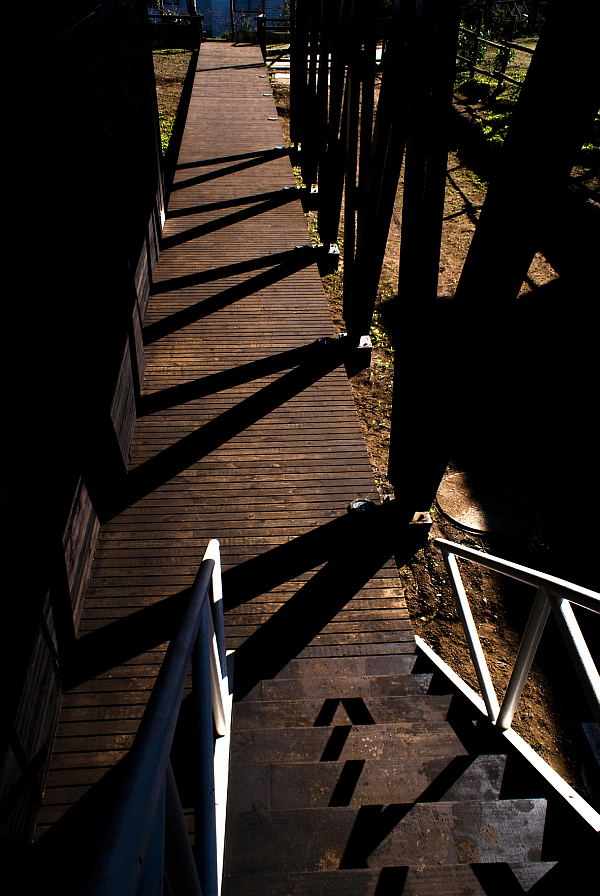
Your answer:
[158,110,176,153]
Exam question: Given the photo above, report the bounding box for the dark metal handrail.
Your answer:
[83,540,228,896]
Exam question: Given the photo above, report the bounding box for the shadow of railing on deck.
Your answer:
[140,343,320,414]
[176,148,288,170]
[160,188,300,250]
[171,147,288,191]
[66,503,424,691]
[105,340,347,520]
[145,246,315,343]
[166,188,297,216]
[226,501,425,700]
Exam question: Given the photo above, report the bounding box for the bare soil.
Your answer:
[153,51,598,802]
[153,49,194,154]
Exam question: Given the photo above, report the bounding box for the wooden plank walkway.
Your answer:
[33,42,414,874]
[31,43,598,894]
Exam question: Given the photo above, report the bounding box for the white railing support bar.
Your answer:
[435,539,600,612]
[203,539,228,737]
[193,599,219,896]
[209,608,228,738]
[497,587,551,730]
[549,597,600,729]
[205,539,227,676]
[445,551,500,721]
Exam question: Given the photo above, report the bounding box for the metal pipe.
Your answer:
[444,551,500,721]
[165,761,204,896]
[82,558,214,896]
[550,597,600,729]
[496,587,551,730]
[140,777,165,896]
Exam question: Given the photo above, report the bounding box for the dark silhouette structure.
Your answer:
[2,0,164,851]
[1,0,598,887]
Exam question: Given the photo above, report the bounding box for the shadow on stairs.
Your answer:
[221,648,597,894]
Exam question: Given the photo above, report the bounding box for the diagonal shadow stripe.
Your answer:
[176,147,287,170]
[471,863,532,894]
[144,248,316,344]
[373,867,409,893]
[140,343,318,415]
[320,726,352,762]
[66,588,191,687]
[166,186,298,217]
[149,245,314,297]
[328,760,366,807]
[171,148,289,191]
[339,805,412,869]
[222,502,428,615]
[106,343,346,520]
[161,189,299,250]
[338,750,513,870]
[230,502,401,699]
[195,62,266,72]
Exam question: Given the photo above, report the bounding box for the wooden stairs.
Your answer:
[221,650,597,893]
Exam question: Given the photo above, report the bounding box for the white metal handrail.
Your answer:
[434,538,600,732]
[83,538,230,896]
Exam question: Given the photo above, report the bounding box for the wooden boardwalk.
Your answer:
[33,41,413,868]
[31,43,597,893]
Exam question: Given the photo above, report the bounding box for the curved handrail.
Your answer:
[83,539,228,896]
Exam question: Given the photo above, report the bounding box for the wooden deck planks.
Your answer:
[34,43,413,848]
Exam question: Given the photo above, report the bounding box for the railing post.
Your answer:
[496,587,551,730]
[443,550,500,721]
[549,597,600,729]
[257,14,266,60]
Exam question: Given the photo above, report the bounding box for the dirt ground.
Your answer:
[153,49,194,154]
[153,50,598,800]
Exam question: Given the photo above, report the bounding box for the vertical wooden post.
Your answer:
[301,0,322,185]
[470,9,483,78]
[387,0,461,514]
[290,0,309,149]
[358,24,377,211]
[494,13,516,90]
[345,0,414,341]
[317,0,351,246]
[454,0,600,312]
[342,9,361,320]
[316,0,332,184]
[257,14,266,61]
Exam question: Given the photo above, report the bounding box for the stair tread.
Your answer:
[232,694,451,728]
[222,862,563,896]
[268,655,418,680]
[230,722,468,765]
[223,800,547,875]
[238,673,433,703]
[227,754,508,811]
